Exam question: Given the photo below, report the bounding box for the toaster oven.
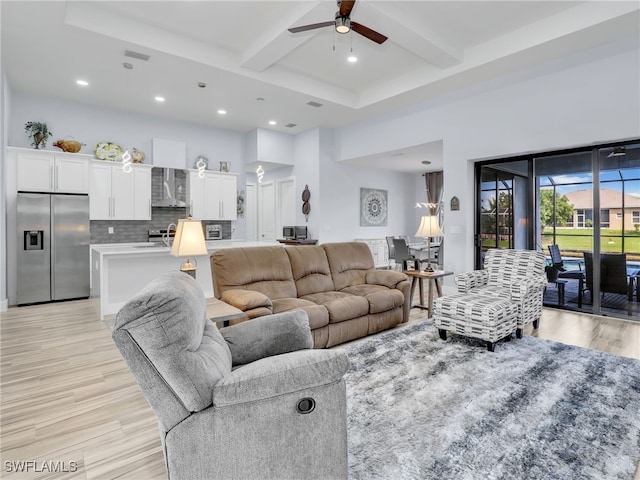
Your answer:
[206,224,222,240]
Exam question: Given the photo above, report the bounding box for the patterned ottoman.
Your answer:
[433,293,519,352]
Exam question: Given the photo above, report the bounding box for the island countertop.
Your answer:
[91,241,280,320]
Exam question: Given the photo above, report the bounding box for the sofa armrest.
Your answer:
[365,270,408,289]
[219,311,313,366]
[455,270,488,293]
[509,275,547,301]
[221,289,273,312]
[212,349,349,407]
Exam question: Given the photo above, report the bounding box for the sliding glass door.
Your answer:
[475,140,640,321]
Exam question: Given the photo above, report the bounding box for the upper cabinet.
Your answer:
[187,170,237,221]
[11,147,91,193]
[90,161,152,220]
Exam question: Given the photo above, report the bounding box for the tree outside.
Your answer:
[539,189,573,228]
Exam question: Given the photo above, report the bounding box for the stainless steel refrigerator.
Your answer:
[17,192,90,305]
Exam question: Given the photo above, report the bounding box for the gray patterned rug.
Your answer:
[344,321,640,480]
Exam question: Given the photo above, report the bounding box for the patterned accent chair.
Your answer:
[455,249,547,338]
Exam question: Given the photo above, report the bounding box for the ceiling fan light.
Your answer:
[335,14,350,34]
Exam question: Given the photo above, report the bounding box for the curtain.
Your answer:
[425,171,443,215]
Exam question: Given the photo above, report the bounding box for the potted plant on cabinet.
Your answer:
[24,121,52,149]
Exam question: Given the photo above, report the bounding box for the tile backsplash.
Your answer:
[90,208,232,244]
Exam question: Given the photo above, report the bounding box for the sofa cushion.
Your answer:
[272,298,330,330]
[211,246,297,299]
[341,284,406,314]
[114,271,232,413]
[323,242,375,291]
[285,245,335,296]
[301,291,369,323]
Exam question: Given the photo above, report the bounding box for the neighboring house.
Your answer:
[564,188,640,229]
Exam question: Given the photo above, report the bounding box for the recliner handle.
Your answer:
[296,397,316,414]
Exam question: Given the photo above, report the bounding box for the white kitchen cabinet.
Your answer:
[133,165,152,220]
[12,147,90,193]
[355,238,390,269]
[188,170,237,220]
[90,161,151,220]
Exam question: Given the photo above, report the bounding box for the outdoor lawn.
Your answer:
[541,228,640,260]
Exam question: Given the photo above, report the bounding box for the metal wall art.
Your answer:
[302,185,311,222]
[360,187,388,226]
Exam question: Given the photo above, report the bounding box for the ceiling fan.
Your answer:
[288,0,388,45]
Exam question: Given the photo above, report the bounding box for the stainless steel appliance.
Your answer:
[148,228,176,246]
[206,224,222,240]
[17,193,90,305]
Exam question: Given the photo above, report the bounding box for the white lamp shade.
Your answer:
[415,215,443,238]
[170,218,208,258]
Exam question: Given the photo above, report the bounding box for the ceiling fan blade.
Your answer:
[339,0,356,17]
[288,21,335,34]
[351,22,388,44]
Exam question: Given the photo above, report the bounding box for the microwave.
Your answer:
[206,224,222,240]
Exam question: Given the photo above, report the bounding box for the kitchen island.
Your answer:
[91,241,279,320]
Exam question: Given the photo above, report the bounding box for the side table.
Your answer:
[403,269,454,317]
[206,297,247,328]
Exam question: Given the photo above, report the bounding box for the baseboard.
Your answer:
[0,298,8,312]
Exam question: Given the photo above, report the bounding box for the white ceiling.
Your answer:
[2,1,638,173]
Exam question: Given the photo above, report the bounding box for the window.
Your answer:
[634,211,640,224]
[600,209,610,228]
[616,213,623,219]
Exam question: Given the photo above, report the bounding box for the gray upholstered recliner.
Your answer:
[112,271,350,480]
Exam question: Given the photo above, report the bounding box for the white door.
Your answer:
[277,177,296,236]
[258,181,275,242]
[246,183,257,242]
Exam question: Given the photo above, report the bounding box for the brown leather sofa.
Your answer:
[210,242,411,348]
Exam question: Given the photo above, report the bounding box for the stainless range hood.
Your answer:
[152,168,188,207]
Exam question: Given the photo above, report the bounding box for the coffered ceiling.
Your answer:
[2,1,638,173]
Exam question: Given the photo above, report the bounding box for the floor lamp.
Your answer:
[415,215,443,272]
[170,216,208,278]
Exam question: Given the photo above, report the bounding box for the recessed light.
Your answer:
[268,120,277,125]
[347,55,358,63]
[155,96,165,103]
[76,79,89,86]
[217,109,227,115]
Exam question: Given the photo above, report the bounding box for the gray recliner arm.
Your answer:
[219,310,313,366]
[212,348,350,407]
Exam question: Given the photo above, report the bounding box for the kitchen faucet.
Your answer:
[163,223,176,247]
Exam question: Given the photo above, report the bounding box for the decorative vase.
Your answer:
[33,132,44,149]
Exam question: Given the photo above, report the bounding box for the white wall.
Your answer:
[336,37,640,277]
[1,69,10,311]
[318,128,417,243]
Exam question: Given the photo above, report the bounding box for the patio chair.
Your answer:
[581,252,634,304]
[547,245,584,279]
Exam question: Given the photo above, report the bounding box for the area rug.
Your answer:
[344,321,640,480]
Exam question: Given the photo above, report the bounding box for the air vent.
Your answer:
[124,50,150,61]
[285,123,297,128]
[306,101,323,108]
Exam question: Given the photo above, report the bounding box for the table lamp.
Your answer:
[170,216,208,278]
[415,215,443,272]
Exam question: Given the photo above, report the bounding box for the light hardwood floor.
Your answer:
[1,298,639,479]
